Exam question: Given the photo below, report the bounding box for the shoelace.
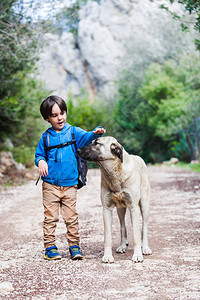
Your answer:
[48,249,58,254]
[72,248,79,252]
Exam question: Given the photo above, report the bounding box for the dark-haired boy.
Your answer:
[35,95,105,260]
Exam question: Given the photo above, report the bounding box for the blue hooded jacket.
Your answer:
[35,123,103,186]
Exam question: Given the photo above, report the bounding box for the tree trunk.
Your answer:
[193,118,200,161]
[184,128,196,161]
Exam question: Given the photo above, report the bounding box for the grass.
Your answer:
[176,162,200,173]
[152,161,200,173]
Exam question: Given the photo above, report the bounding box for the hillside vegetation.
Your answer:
[0,0,199,168]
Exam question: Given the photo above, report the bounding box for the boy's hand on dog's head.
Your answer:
[38,160,48,177]
[93,128,106,135]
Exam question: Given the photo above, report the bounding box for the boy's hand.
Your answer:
[93,127,106,135]
[38,160,48,177]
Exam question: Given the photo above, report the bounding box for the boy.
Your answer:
[35,95,105,260]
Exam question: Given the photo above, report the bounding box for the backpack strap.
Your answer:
[46,140,76,162]
[43,132,49,162]
[43,130,76,162]
[71,130,86,187]
[72,132,77,152]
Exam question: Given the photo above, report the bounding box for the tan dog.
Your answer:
[78,136,152,263]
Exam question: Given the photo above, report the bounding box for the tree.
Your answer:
[0,0,44,142]
[112,52,200,162]
[139,52,200,161]
[0,0,62,144]
[67,94,106,131]
[0,0,40,97]
[160,0,200,49]
[112,85,170,162]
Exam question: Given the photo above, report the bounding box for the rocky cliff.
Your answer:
[37,0,195,100]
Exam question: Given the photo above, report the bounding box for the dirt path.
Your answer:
[0,166,200,300]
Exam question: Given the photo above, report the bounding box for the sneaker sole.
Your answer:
[71,254,83,260]
[44,255,62,260]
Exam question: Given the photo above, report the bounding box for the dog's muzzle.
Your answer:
[77,147,99,161]
[77,147,91,160]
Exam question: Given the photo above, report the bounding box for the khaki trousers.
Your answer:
[42,181,79,249]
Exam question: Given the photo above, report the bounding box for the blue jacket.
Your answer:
[35,123,103,186]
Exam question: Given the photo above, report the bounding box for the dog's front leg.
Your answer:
[102,207,114,263]
[130,205,143,263]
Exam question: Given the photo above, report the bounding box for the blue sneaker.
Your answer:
[69,245,83,260]
[44,246,62,260]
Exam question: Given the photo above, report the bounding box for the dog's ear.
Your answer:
[110,143,123,163]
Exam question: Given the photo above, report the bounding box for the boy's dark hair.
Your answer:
[40,95,67,120]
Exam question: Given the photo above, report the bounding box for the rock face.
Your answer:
[0,152,34,186]
[0,152,25,174]
[37,0,195,100]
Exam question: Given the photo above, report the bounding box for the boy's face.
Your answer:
[46,103,66,132]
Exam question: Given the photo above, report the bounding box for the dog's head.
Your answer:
[77,136,123,163]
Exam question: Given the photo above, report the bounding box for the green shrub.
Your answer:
[11,147,35,167]
[113,52,200,162]
[67,94,108,131]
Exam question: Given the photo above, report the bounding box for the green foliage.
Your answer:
[0,69,49,166]
[170,132,191,161]
[111,53,170,162]
[67,94,107,131]
[67,93,113,170]
[139,53,200,161]
[113,52,200,162]
[160,0,200,50]
[0,0,40,99]
[0,0,49,147]
[11,146,36,167]
[0,70,48,147]
[140,53,200,139]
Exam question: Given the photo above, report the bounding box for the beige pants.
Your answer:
[42,181,79,249]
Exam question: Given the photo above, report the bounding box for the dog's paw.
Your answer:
[102,255,114,263]
[116,245,127,253]
[132,254,143,263]
[143,247,152,255]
